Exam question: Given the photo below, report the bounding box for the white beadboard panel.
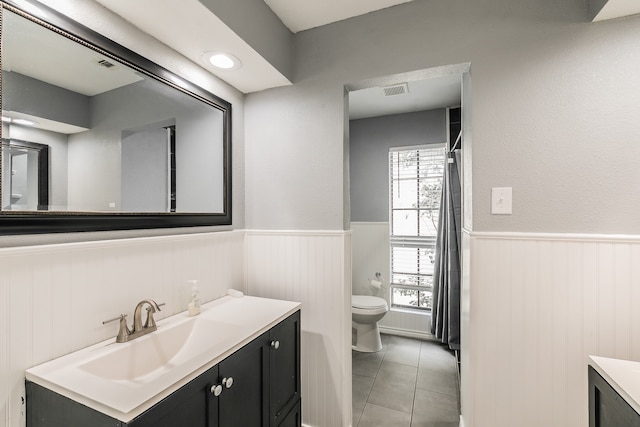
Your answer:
[245,230,350,427]
[468,233,640,427]
[351,222,389,296]
[0,230,245,427]
[380,310,430,335]
[343,232,353,427]
[0,256,8,426]
[8,256,33,426]
[350,222,430,334]
[459,231,472,427]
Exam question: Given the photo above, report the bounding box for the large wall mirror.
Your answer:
[0,0,232,234]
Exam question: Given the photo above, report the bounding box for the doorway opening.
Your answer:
[345,62,471,426]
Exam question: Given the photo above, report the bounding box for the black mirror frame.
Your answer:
[0,0,232,235]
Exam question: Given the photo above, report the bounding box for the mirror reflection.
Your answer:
[1,8,226,214]
[1,138,49,210]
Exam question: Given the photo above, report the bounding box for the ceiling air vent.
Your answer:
[382,82,408,97]
[97,59,116,69]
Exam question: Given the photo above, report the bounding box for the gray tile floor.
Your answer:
[352,334,460,427]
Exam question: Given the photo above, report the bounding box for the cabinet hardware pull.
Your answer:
[211,384,223,397]
[222,377,234,389]
[271,340,280,350]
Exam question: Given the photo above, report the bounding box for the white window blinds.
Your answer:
[389,145,445,311]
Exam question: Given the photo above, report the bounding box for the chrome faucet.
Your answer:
[103,299,164,343]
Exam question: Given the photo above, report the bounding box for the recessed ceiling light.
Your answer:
[203,52,241,70]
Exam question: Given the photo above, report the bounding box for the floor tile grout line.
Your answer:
[364,401,413,416]
[355,335,459,427]
[414,386,459,398]
[409,339,426,426]
[357,344,387,427]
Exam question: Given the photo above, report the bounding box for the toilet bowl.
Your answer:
[352,295,389,352]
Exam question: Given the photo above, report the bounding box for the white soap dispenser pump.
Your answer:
[187,279,201,316]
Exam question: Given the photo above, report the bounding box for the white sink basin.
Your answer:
[25,295,300,422]
[79,317,241,382]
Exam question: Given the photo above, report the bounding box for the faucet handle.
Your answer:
[103,314,131,343]
[144,302,165,329]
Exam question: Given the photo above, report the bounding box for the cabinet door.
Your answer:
[269,311,301,426]
[128,364,219,427]
[589,366,640,427]
[277,400,301,427]
[217,331,269,427]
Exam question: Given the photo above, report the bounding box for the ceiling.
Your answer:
[264,0,415,33]
[18,0,639,121]
[89,0,423,94]
[3,9,142,97]
[349,75,462,120]
[592,0,640,21]
[92,0,463,118]
[93,0,290,94]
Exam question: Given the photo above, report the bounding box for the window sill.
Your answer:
[390,306,431,316]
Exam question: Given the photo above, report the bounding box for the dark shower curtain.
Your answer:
[430,150,461,351]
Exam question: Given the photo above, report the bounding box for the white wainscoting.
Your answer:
[351,222,389,297]
[245,230,351,427]
[14,227,632,427]
[351,222,431,336]
[466,232,640,427]
[0,231,245,427]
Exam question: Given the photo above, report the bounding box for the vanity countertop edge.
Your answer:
[589,355,640,415]
[25,295,301,423]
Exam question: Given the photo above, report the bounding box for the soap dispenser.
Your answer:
[187,279,201,316]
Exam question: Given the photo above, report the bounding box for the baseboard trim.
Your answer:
[379,325,436,341]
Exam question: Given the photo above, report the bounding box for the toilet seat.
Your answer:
[351,295,388,311]
[352,295,388,352]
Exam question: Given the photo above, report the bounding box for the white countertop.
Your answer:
[26,295,300,422]
[589,355,640,414]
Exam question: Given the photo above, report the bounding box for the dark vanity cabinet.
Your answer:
[27,311,301,427]
[269,311,301,426]
[128,364,219,427]
[132,333,269,427]
[589,366,640,427]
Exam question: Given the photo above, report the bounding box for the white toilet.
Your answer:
[352,295,389,352]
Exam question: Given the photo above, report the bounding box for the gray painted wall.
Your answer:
[349,109,446,222]
[176,107,225,212]
[121,127,168,212]
[2,71,90,128]
[67,78,225,212]
[246,0,640,235]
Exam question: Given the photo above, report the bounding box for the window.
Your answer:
[389,145,446,311]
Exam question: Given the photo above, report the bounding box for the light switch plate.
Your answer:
[491,187,512,215]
